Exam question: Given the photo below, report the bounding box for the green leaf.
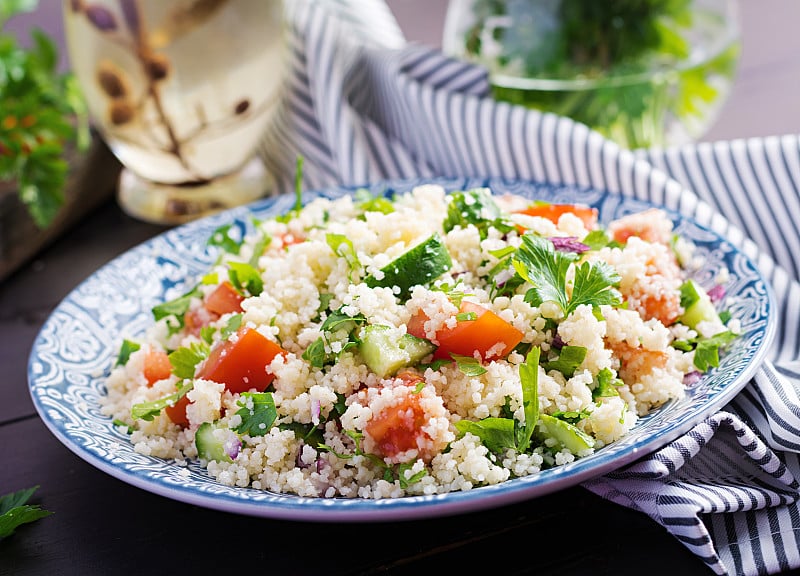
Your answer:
[233,392,278,437]
[320,308,366,333]
[220,313,243,339]
[228,261,263,296]
[115,339,141,366]
[396,463,427,489]
[131,381,193,422]
[514,234,575,312]
[568,260,621,317]
[0,484,52,540]
[443,188,515,240]
[516,347,540,452]
[452,354,487,377]
[302,337,327,369]
[355,188,395,215]
[327,233,360,270]
[679,279,701,309]
[152,286,201,325]
[592,368,621,399]
[455,418,517,454]
[248,233,272,268]
[694,331,736,371]
[581,229,615,251]
[544,345,587,378]
[207,223,243,254]
[278,422,324,449]
[455,311,478,322]
[168,341,209,380]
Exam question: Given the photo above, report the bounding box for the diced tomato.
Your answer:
[197,328,284,394]
[279,231,305,247]
[408,301,523,361]
[365,392,429,460]
[165,394,191,427]
[204,281,244,316]
[143,349,172,386]
[516,203,598,230]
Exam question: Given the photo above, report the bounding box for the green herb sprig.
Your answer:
[0,0,88,228]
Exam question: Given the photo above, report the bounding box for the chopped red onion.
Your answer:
[316,456,330,474]
[707,284,726,303]
[548,237,590,254]
[551,333,565,350]
[224,434,241,460]
[311,398,321,426]
[494,268,514,287]
[683,371,703,386]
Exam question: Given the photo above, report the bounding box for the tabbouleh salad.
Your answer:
[103,183,738,498]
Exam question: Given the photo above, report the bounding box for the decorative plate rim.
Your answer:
[28,176,776,522]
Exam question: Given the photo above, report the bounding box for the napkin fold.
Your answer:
[261,2,800,574]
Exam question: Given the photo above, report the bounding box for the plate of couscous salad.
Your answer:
[28,177,774,521]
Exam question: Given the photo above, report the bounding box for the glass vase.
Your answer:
[443,0,740,150]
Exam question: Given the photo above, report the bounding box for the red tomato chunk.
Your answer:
[516,203,598,230]
[365,392,429,460]
[408,301,523,361]
[143,349,172,386]
[198,328,284,394]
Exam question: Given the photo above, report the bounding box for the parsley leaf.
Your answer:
[455,418,517,453]
[569,261,622,316]
[514,234,621,317]
[694,331,736,371]
[327,233,361,271]
[115,339,140,366]
[168,341,209,380]
[592,368,622,399]
[396,463,427,489]
[355,188,395,215]
[248,233,272,268]
[228,261,263,296]
[207,223,243,254]
[131,381,193,422]
[453,354,487,376]
[516,347,540,452]
[233,392,277,437]
[152,286,201,329]
[0,486,52,540]
[544,345,587,378]
[514,234,576,312]
[443,188,515,239]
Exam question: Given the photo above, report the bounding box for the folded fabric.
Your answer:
[259,2,800,574]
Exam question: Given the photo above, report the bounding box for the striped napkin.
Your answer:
[261,2,800,574]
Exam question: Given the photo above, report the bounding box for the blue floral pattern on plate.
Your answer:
[28,177,775,521]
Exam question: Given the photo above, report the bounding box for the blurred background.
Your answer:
[7,0,800,144]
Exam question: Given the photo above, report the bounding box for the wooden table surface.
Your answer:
[3,2,800,575]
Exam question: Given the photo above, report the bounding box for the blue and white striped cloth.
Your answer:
[261,2,800,574]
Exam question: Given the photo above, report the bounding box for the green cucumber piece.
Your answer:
[679,279,721,330]
[195,422,237,462]
[364,233,452,299]
[359,324,436,378]
[538,413,595,453]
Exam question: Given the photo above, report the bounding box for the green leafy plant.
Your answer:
[460,0,739,148]
[0,485,52,540]
[0,0,88,228]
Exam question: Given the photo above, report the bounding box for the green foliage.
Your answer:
[234,392,278,437]
[0,485,52,540]
[131,381,193,422]
[0,0,88,227]
[463,0,738,148]
[514,234,621,318]
[168,341,209,380]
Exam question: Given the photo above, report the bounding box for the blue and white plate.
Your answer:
[28,177,775,521]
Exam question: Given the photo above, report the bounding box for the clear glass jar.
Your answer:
[443,0,740,149]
